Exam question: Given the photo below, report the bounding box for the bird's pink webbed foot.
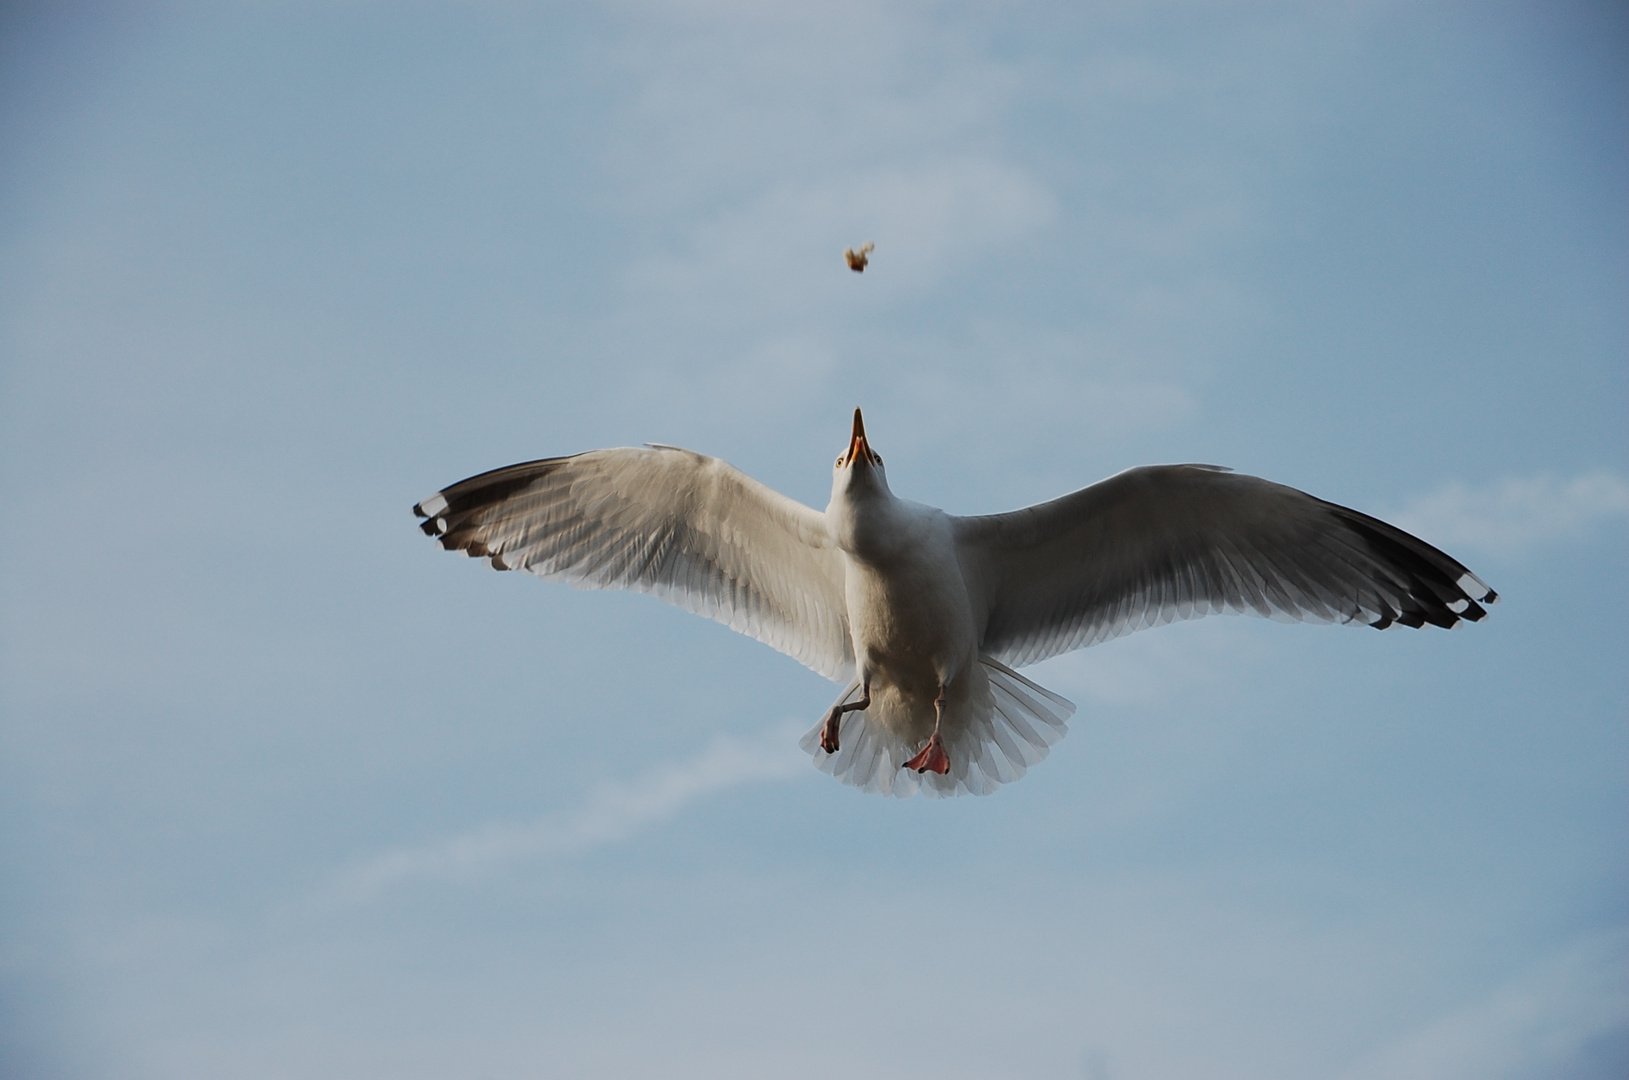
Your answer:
[820,712,842,754]
[903,732,950,774]
[820,682,870,754]
[903,684,952,774]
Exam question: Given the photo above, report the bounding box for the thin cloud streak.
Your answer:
[1392,471,1629,559]
[1338,927,1629,1080]
[319,733,804,907]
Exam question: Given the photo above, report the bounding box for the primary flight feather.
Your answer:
[414,409,1495,797]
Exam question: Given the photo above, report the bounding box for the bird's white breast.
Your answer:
[837,499,978,698]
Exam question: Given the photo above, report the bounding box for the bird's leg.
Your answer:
[820,679,870,754]
[903,685,952,774]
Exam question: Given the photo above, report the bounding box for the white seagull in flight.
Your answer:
[414,409,1495,797]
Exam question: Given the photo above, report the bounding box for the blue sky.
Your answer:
[1,2,1625,1078]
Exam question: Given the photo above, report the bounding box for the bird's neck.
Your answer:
[830,482,904,560]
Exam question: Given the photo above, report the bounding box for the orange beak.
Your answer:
[843,407,873,466]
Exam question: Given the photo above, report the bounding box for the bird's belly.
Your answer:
[844,555,976,701]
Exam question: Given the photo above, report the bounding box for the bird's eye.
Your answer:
[836,457,844,466]
[874,455,882,464]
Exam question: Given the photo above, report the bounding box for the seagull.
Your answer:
[413,409,1495,797]
[844,241,874,272]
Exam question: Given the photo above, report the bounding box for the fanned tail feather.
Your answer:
[798,658,1075,797]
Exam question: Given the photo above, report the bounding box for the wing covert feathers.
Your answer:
[957,464,1497,668]
[414,446,854,682]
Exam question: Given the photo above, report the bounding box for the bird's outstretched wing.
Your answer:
[954,465,1497,668]
[414,446,854,681]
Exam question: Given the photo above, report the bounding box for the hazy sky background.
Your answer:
[1,2,1625,1078]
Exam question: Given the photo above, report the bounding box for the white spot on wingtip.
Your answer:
[418,494,449,518]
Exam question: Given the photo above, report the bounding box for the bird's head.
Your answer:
[831,407,889,498]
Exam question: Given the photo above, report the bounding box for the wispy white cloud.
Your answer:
[1392,471,1629,559]
[1338,928,1629,1080]
[1035,615,1270,711]
[318,732,803,907]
